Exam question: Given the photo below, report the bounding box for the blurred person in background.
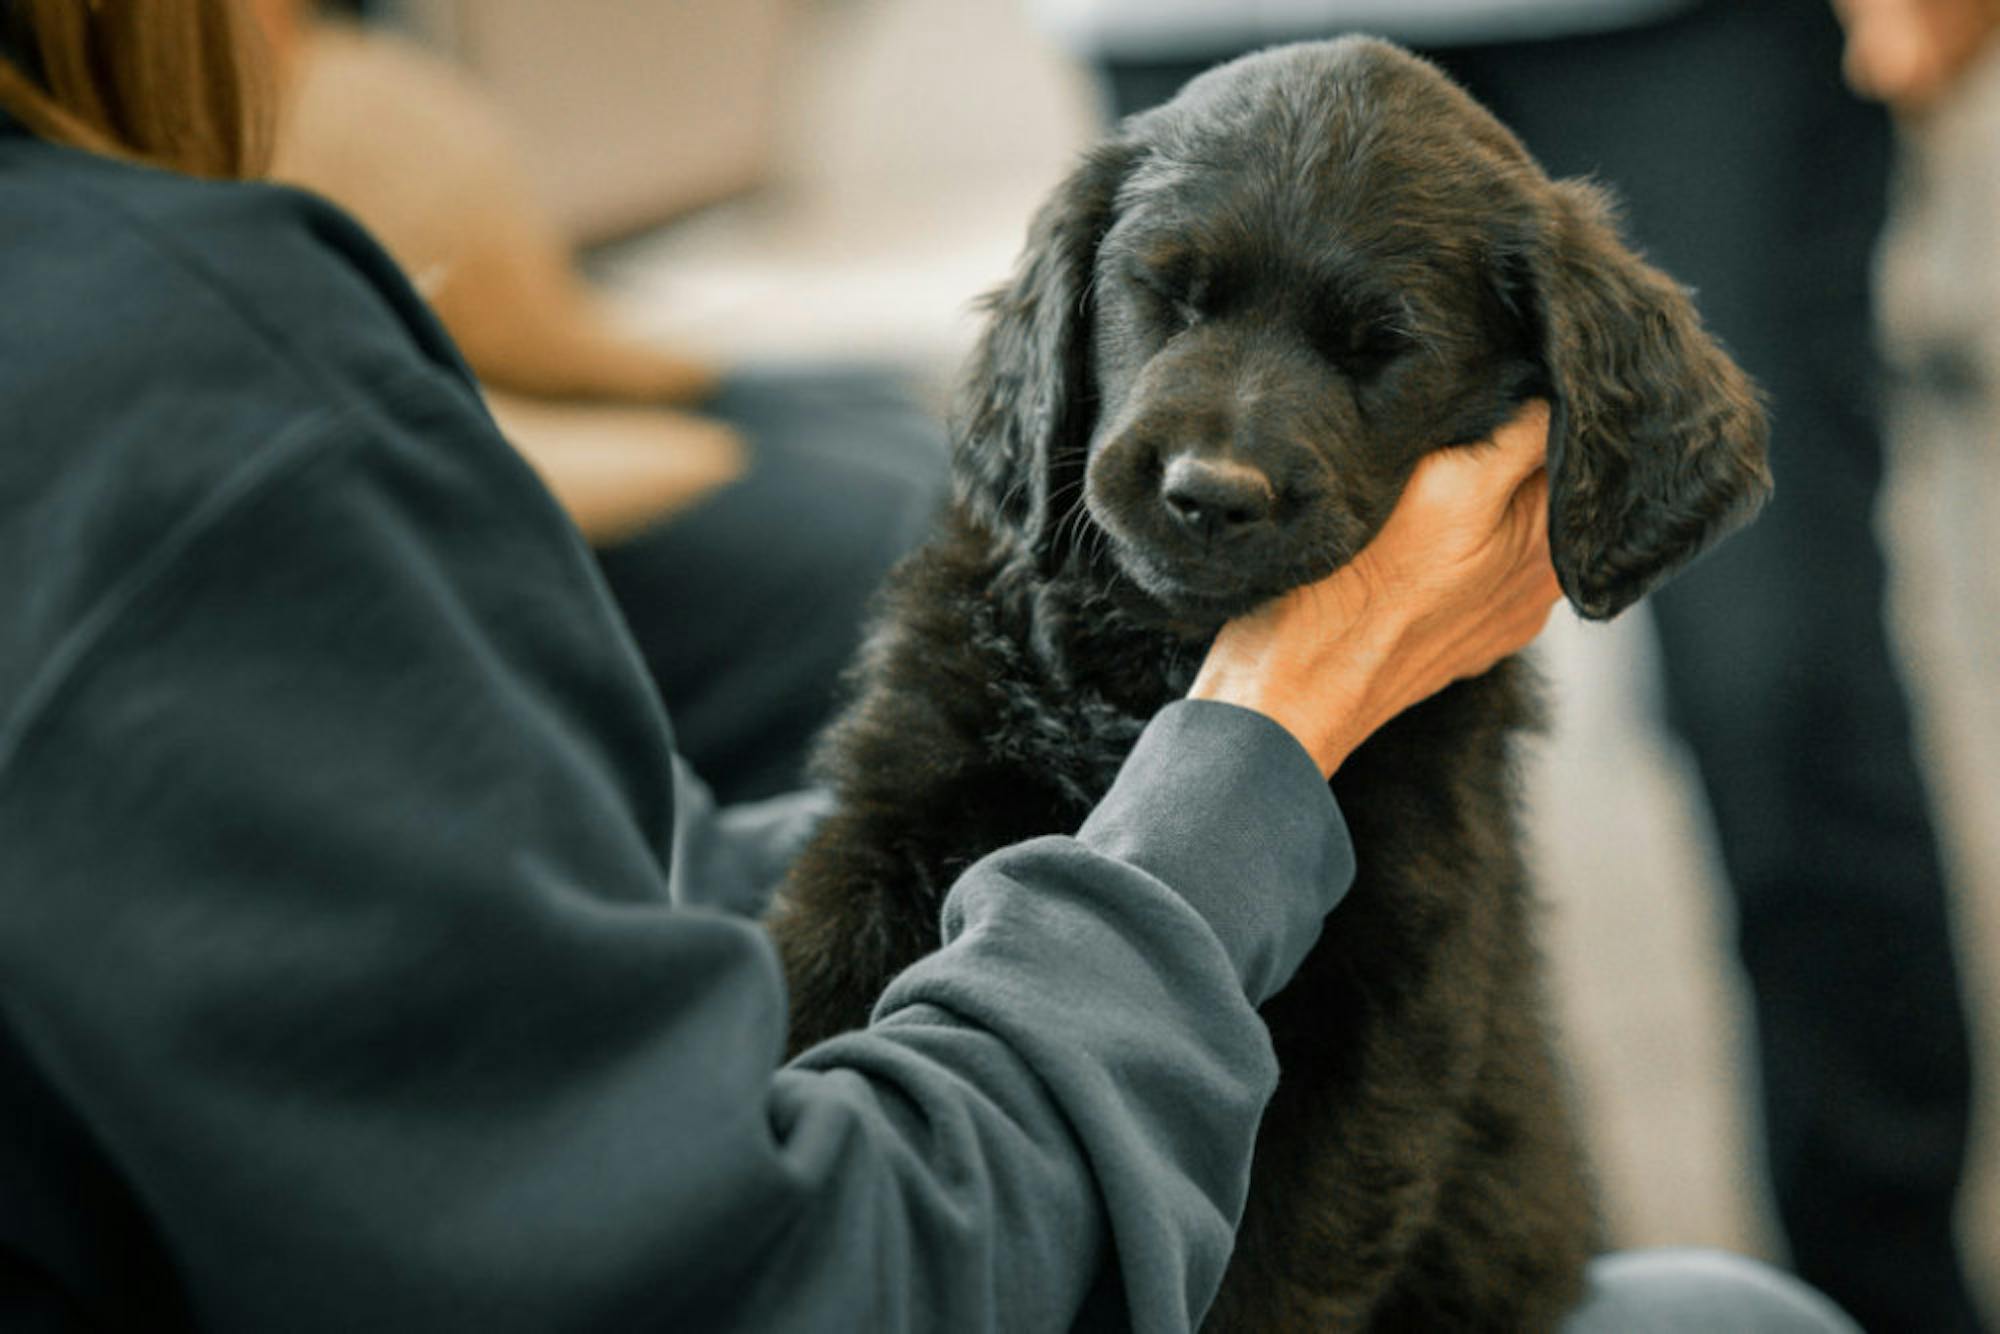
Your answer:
[1029,1,1997,1329]
[1872,0,2000,821]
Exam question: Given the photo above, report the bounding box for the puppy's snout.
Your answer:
[1160,454,1276,540]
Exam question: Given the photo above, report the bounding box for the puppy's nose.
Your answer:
[1161,455,1275,540]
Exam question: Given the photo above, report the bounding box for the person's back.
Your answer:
[0,120,681,1328]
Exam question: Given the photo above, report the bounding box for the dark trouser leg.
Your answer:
[592,366,949,805]
[1432,7,1982,1330]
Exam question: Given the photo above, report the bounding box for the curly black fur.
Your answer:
[769,37,1769,1332]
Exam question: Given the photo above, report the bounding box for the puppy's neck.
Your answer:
[1001,543,1204,712]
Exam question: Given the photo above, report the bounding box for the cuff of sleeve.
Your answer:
[1078,699,1355,1004]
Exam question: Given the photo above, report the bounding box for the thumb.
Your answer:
[1482,399,1552,481]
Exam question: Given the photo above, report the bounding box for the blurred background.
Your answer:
[283,0,1998,1319]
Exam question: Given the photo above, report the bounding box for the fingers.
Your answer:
[1405,399,1552,525]
[1486,398,1552,484]
[1500,454,1550,524]
[1503,464,1554,563]
[1511,467,1562,602]
[1488,461,1561,642]
[1468,533,1562,676]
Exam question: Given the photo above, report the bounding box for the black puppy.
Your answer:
[771,37,1769,1332]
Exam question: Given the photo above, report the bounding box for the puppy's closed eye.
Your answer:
[1309,309,1415,377]
[1125,255,1213,332]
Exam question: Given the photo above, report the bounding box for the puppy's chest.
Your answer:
[962,586,1199,814]
[1332,664,1546,886]
[957,668,1144,835]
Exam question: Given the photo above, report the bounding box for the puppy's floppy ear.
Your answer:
[1525,179,1771,620]
[954,141,1135,568]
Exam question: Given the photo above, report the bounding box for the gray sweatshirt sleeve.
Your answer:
[0,381,1353,1333]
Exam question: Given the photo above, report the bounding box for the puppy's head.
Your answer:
[955,37,1769,630]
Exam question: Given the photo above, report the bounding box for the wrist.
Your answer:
[1300,610,1412,774]
[1188,588,1413,778]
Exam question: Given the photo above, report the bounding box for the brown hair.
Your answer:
[0,0,274,178]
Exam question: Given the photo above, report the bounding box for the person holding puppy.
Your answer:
[0,3,1854,1330]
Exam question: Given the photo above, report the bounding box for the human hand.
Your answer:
[1833,0,2000,112]
[1187,402,1559,777]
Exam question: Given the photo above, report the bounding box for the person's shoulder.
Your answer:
[0,133,503,550]
[0,134,471,412]
[0,138,542,723]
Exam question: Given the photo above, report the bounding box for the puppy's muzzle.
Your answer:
[1161,454,1277,542]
